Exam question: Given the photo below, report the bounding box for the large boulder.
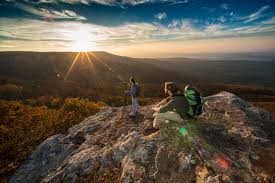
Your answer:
[10,92,274,183]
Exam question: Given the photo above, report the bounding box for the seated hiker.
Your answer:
[152,82,189,129]
[127,77,139,117]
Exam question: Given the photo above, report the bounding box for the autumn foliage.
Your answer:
[0,98,105,182]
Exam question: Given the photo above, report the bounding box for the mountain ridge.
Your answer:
[0,51,181,83]
[0,51,275,88]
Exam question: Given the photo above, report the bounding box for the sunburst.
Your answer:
[64,29,97,80]
[65,52,96,80]
[64,30,126,85]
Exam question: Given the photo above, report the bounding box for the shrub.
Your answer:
[63,98,105,117]
[0,84,23,100]
[24,98,37,106]
[37,96,63,109]
[0,98,105,182]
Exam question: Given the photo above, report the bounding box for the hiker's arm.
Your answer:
[159,100,175,113]
[152,97,171,111]
[154,100,175,113]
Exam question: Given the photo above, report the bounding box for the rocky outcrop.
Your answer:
[9,92,274,183]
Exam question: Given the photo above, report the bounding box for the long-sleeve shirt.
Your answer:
[159,94,189,118]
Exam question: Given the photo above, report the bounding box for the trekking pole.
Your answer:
[120,93,127,120]
[119,82,128,120]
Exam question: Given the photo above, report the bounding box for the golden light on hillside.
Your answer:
[65,52,98,80]
[64,51,121,83]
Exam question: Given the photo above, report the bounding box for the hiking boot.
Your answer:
[129,112,136,118]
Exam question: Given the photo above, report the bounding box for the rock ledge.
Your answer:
[10,92,274,183]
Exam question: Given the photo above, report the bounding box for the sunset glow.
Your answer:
[0,1,275,57]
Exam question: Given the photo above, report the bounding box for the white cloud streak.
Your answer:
[13,2,87,20]
[242,5,270,23]
[30,0,187,6]
[218,16,226,23]
[220,3,230,10]
[154,12,167,20]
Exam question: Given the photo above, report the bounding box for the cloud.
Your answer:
[14,2,87,20]
[18,0,187,6]
[38,0,90,4]
[243,5,270,23]
[168,19,192,29]
[0,18,158,45]
[221,3,230,10]
[0,16,275,52]
[154,12,167,20]
[262,16,275,25]
[168,0,188,5]
[204,24,225,33]
[218,16,226,23]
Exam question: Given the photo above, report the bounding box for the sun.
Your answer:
[65,29,98,80]
[70,29,96,52]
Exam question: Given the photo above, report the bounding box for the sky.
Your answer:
[0,0,275,57]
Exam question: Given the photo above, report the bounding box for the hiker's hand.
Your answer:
[152,107,160,112]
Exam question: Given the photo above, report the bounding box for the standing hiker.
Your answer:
[127,77,139,117]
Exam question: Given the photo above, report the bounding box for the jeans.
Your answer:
[131,97,139,115]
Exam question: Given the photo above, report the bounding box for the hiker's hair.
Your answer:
[165,82,178,94]
[130,77,136,84]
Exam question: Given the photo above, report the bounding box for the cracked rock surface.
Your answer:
[9,92,274,183]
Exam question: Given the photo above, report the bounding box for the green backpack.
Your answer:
[184,85,203,117]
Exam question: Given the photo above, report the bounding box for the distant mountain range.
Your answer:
[157,51,275,61]
[0,51,180,84]
[0,51,274,96]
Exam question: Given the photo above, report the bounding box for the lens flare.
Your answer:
[179,127,188,136]
[84,52,96,73]
[215,153,230,170]
[88,52,127,84]
[65,52,80,80]
[65,51,97,80]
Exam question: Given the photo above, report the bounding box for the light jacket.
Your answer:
[130,83,138,98]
